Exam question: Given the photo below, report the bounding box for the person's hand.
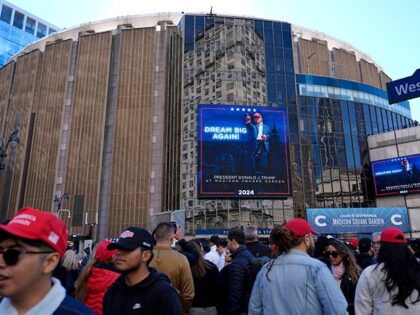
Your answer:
[261,135,266,141]
[246,114,251,124]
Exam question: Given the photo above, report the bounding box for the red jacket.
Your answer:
[85,266,119,315]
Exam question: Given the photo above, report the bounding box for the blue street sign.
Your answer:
[386,69,420,104]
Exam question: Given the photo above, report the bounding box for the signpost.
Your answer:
[386,69,420,104]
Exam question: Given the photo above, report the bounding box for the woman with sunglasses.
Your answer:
[326,240,360,315]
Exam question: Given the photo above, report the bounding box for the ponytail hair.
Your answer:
[265,225,304,281]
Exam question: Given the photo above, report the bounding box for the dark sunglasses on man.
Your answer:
[0,248,54,266]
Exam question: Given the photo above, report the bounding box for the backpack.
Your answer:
[249,256,270,285]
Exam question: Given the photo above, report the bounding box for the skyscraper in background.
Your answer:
[0,0,59,66]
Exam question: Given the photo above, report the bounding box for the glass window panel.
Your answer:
[342,101,355,168]
[370,106,378,134]
[383,110,390,131]
[391,113,398,130]
[363,105,372,135]
[267,83,276,102]
[284,59,293,74]
[254,20,263,38]
[0,5,13,24]
[37,22,47,38]
[49,28,57,34]
[273,22,282,30]
[25,17,36,35]
[184,24,194,42]
[283,48,292,60]
[185,15,194,24]
[282,30,292,48]
[376,108,384,133]
[273,30,283,47]
[264,25,273,46]
[275,59,285,74]
[282,23,291,32]
[13,11,24,29]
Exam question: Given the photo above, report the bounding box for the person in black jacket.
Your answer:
[188,240,223,315]
[103,227,182,315]
[355,237,373,270]
[244,225,271,258]
[221,228,255,315]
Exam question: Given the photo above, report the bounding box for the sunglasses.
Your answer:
[326,251,339,258]
[0,248,54,266]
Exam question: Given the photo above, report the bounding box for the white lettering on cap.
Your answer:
[12,214,37,225]
[120,230,134,238]
[48,231,59,245]
[11,219,32,226]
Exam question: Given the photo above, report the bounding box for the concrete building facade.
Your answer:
[0,13,413,238]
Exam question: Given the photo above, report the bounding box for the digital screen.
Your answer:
[197,104,291,198]
[371,154,420,196]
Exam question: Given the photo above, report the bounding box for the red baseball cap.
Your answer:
[0,207,67,257]
[95,240,117,262]
[349,237,359,249]
[284,218,319,237]
[380,227,407,244]
[253,113,262,118]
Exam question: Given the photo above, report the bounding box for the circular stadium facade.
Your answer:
[0,13,412,237]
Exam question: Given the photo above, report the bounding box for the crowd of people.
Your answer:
[0,207,420,314]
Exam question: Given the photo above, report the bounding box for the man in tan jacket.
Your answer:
[149,222,194,315]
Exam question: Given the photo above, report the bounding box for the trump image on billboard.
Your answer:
[197,104,291,198]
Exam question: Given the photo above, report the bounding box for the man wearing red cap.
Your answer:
[248,218,348,315]
[355,227,420,314]
[245,112,271,172]
[0,207,94,314]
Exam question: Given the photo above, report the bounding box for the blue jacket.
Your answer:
[54,295,95,314]
[248,249,348,315]
[224,245,255,315]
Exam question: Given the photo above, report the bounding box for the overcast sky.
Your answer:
[8,0,420,120]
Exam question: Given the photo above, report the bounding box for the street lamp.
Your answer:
[0,129,20,170]
[54,192,69,216]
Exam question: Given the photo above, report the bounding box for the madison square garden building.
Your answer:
[0,13,412,238]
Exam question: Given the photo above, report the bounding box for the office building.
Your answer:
[0,0,59,65]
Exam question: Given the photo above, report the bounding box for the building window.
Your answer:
[48,28,57,34]
[37,23,47,38]
[0,5,13,24]
[13,11,24,29]
[25,17,36,35]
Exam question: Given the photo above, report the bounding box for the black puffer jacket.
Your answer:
[246,241,271,258]
[223,245,254,315]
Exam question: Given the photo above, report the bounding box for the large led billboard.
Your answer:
[197,104,291,198]
[371,154,420,196]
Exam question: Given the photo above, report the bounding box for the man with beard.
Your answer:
[248,219,348,315]
[103,227,182,315]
